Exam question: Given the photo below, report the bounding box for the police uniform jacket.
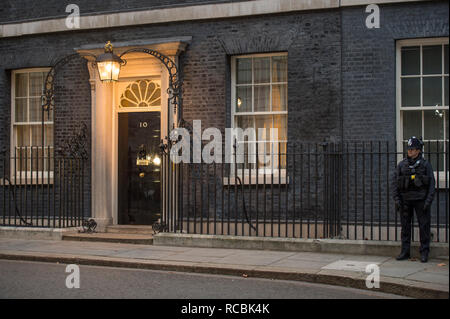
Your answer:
[393,154,435,205]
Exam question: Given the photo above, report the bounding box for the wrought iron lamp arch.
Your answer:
[118,48,182,116]
[41,44,187,155]
[41,52,97,158]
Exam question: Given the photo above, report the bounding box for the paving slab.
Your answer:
[269,259,331,270]
[406,272,450,285]
[109,249,181,260]
[287,252,345,262]
[317,269,368,279]
[159,253,227,263]
[213,255,289,266]
[178,247,240,258]
[321,260,382,272]
[378,265,427,278]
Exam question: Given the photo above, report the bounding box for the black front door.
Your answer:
[118,112,161,225]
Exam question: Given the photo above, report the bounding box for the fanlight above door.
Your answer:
[119,79,161,108]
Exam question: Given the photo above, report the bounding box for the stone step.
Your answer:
[106,225,154,235]
[62,232,153,245]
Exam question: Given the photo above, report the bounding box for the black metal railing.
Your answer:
[161,140,449,243]
[0,147,85,228]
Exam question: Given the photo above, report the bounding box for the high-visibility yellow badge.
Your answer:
[411,175,416,180]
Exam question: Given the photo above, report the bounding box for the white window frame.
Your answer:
[396,37,449,188]
[230,52,288,184]
[10,68,54,184]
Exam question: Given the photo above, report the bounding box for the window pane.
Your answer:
[31,125,42,146]
[15,126,30,147]
[254,85,270,112]
[235,116,254,168]
[445,76,448,106]
[278,142,287,169]
[272,84,287,111]
[273,114,287,141]
[44,147,54,171]
[236,58,252,85]
[254,57,270,84]
[424,141,444,172]
[29,72,44,96]
[272,56,287,82]
[45,107,53,122]
[15,98,27,122]
[424,110,444,140]
[29,97,42,122]
[401,78,420,106]
[27,126,53,171]
[265,141,287,169]
[401,46,420,76]
[30,125,52,147]
[445,45,448,74]
[257,142,272,169]
[45,125,53,147]
[423,77,442,106]
[235,115,253,131]
[15,73,28,97]
[236,86,252,112]
[30,147,40,171]
[255,115,272,141]
[402,110,421,139]
[423,45,442,75]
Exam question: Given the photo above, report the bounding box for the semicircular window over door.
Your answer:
[119,79,161,108]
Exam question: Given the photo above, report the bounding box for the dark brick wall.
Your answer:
[341,0,449,141]
[0,0,253,23]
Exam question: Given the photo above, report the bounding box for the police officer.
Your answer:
[393,136,435,263]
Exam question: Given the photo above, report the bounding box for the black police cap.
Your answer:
[407,136,423,150]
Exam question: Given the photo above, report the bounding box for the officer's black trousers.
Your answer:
[400,200,431,254]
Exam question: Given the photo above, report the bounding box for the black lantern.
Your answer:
[95,41,125,82]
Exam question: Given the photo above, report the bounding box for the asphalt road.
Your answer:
[0,259,407,299]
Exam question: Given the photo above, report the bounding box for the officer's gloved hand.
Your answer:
[395,201,401,212]
[423,202,431,211]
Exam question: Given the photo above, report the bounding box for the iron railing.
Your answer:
[0,147,86,228]
[161,140,449,243]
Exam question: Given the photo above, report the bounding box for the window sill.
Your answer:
[223,174,289,186]
[0,177,54,186]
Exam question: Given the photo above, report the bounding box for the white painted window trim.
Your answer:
[396,37,449,188]
[10,68,54,184]
[230,52,288,184]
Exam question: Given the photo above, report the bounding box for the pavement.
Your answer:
[0,238,448,299]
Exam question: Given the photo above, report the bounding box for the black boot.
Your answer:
[396,250,410,260]
[420,251,428,263]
